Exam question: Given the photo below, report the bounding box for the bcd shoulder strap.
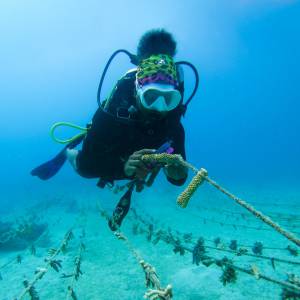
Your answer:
[103,69,137,116]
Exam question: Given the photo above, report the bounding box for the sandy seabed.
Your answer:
[0,181,299,300]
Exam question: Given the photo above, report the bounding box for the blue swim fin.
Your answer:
[30,135,84,180]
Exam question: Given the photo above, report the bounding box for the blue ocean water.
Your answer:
[0,1,299,299]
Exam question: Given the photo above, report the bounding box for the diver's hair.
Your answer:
[137,29,177,60]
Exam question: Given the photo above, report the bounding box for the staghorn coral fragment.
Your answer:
[252,242,263,255]
[173,239,185,256]
[236,247,248,256]
[177,169,208,208]
[192,238,206,266]
[144,284,173,300]
[48,248,57,256]
[220,265,237,286]
[23,280,39,300]
[46,259,62,272]
[281,273,300,300]
[140,260,160,289]
[219,257,237,286]
[142,153,185,167]
[250,264,260,280]
[229,240,238,251]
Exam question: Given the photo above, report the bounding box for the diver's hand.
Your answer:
[124,149,155,179]
[164,163,188,181]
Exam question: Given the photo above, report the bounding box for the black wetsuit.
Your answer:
[76,70,187,186]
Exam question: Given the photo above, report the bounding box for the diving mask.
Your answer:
[137,83,181,112]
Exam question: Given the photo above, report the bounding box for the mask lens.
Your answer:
[164,92,173,107]
[138,84,181,112]
[143,89,162,106]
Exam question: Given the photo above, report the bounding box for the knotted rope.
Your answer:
[142,153,300,248]
[96,202,173,299]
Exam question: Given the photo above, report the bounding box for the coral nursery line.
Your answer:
[132,209,300,266]
[64,236,86,300]
[0,228,51,280]
[130,209,300,298]
[175,207,300,236]
[142,153,300,247]
[195,204,300,224]
[129,203,300,258]
[15,228,75,300]
[96,202,173,300]
[0,197,297,299]
[132,208,300,261]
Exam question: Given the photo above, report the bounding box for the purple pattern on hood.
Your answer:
[137,73,178,88]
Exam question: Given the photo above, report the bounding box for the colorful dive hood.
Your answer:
[135,54,181,112]
[136,54,179,88]
[97,49,199,116]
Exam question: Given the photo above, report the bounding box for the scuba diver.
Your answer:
[31,29,199,231]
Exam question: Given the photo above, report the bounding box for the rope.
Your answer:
[50,122,88,144]
[113,234,172,300]
[130,212,300,295]
[205,176,300,247]
[131,209,300,266]
[17,228,75,300]
[182,245,300,293]
[65,240,85,300]
[175,207,300,235]
[96,202,173,300]
[132,206,299,255]
[142,154,300,248]
[195,205,300,225]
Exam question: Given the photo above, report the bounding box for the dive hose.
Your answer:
[50,122,88,144]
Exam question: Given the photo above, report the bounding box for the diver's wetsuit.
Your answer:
[76,70,187,186]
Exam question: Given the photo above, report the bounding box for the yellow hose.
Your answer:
[50,122,88,144]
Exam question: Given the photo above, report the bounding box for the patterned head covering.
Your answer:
[136,54,178,89]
